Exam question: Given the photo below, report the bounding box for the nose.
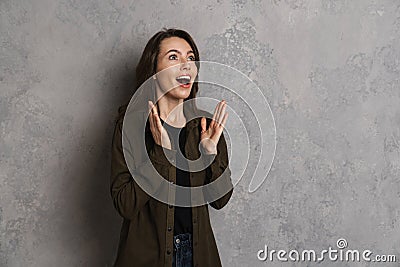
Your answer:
[180,58,191,70]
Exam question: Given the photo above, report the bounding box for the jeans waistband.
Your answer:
[173,232,192,249]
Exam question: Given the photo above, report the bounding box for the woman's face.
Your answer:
[154,36,198,100]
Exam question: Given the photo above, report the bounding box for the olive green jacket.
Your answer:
[110,103,234,267]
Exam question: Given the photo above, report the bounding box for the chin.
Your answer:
[181,89,192,99]
[169,86,192,99]
[177,93,191,100]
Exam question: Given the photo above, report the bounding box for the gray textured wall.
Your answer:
[1,0,399,266]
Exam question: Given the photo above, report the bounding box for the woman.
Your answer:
[110,28,234,267]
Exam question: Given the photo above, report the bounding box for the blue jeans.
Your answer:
[172,233,193,267]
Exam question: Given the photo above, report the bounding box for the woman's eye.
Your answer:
[169,54,177,60]
[169,54,195,61]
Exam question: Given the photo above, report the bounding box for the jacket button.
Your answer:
[167,250,171,255]
[168,226,172,231]
[193,219,197,224]
[194,241,198,246]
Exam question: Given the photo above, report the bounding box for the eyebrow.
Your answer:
[164,49,194,56]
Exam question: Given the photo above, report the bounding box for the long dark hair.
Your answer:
[118,28,201,118]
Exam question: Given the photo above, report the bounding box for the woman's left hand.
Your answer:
[200,100,228,155]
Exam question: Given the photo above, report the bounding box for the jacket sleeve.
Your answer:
[202,131,234,210]
[110,118,176,220]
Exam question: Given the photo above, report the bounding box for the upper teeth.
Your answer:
[176,75,190,80]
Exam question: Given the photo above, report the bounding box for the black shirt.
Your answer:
[160,118,193,235]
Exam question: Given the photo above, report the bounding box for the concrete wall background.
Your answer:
[1,0,399,266]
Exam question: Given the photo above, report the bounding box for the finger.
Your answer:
[201,117,207,134]
[215,100,225,125]
[151,102,159,124]
[149,102,159,135]
[148,101,154,130]
[153,105,163,130]
[217,101,226,125]
[152,102,158,115]
[148,101,153,119]
[210,103,218,128]
[211,100,222,128]
[220,112,228,129]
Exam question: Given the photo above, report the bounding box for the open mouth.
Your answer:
[176,74,191,85]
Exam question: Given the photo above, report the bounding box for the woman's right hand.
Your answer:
[148,101,172,150]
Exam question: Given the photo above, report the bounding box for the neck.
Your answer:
[156,93,186,127]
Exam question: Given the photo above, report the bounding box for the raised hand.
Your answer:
[148,101,172,150]
[200,100,228,155]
